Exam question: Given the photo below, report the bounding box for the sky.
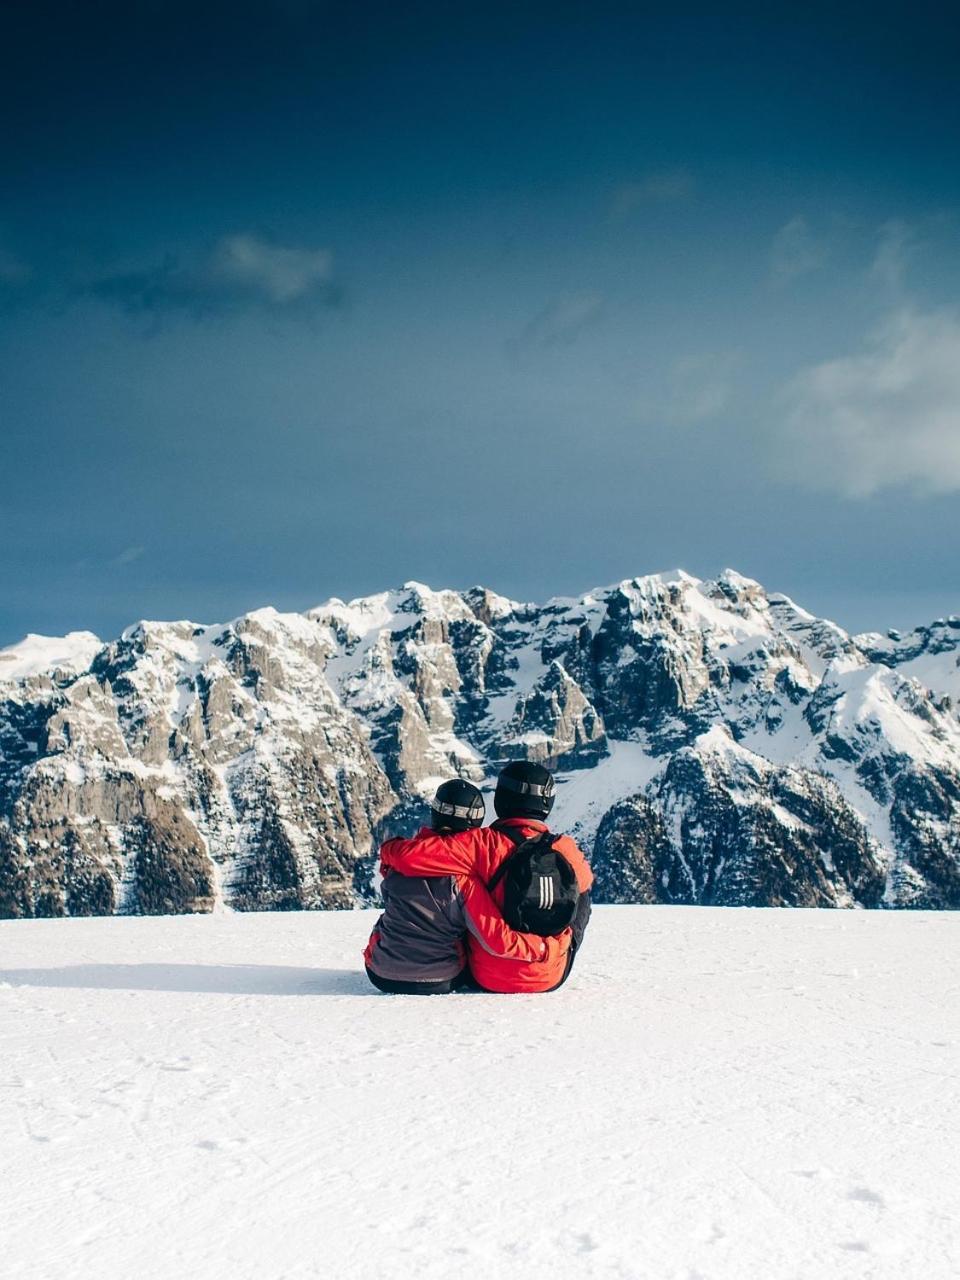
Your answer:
[2,0,959,645]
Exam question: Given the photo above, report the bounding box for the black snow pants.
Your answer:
[365,965,470,995]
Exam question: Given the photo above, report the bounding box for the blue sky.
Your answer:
[2,1,959,644]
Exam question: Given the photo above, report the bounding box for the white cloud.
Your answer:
[638,352,741,426]
[777,308,960,496]
[517,291,605,349]
[609,169,696,221]
[770,216,827,284]
[207,234,333,304]
[83,233,338,321]
[113,545,145,566]
[869,220,916,292]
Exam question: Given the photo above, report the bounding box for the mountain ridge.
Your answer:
[2,568,959,917]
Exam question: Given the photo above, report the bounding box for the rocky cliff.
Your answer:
[2,570,959,916]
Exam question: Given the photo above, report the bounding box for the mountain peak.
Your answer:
[0,631,102,686]
[2,568,958,919]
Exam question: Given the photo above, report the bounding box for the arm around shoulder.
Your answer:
[379,828,482,877]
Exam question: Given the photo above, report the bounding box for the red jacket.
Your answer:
[362,864,554,984]
[379,819,593,993]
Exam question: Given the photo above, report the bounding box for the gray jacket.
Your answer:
[365,871,467,983]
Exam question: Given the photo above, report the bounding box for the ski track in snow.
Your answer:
[1,907,959,1280]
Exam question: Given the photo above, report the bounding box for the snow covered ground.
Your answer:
[2,907,958,1279]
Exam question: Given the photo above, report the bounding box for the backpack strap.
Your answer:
[486,825,553,894]
[491,823,524,845]
[486,825,529,893]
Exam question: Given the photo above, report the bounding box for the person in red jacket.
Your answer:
[364,779,560,994]
[379,761,593,994]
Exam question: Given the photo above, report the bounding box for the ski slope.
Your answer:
[2,907,958,1279]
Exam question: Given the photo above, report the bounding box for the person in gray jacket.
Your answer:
[364,779,486,994]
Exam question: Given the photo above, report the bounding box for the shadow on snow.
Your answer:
[0,963,376,997]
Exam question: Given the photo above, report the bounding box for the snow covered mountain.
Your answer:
[2,569,959,917]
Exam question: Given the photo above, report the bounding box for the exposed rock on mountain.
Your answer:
[594,729,886,908]
[2,570,959,916]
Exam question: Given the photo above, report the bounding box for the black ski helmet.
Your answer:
[493,760,556,820]
[430,779,485,832]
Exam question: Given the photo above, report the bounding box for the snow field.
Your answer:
[1,906,958,1279]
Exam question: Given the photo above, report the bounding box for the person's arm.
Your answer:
[570,889,592,951]
[557,834,595,892]
[459,876,571,963]
[380,829,481,877]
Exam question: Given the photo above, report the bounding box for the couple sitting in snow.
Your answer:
[364,761,593,994]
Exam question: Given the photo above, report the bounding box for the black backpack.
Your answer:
[487,826,580,936]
